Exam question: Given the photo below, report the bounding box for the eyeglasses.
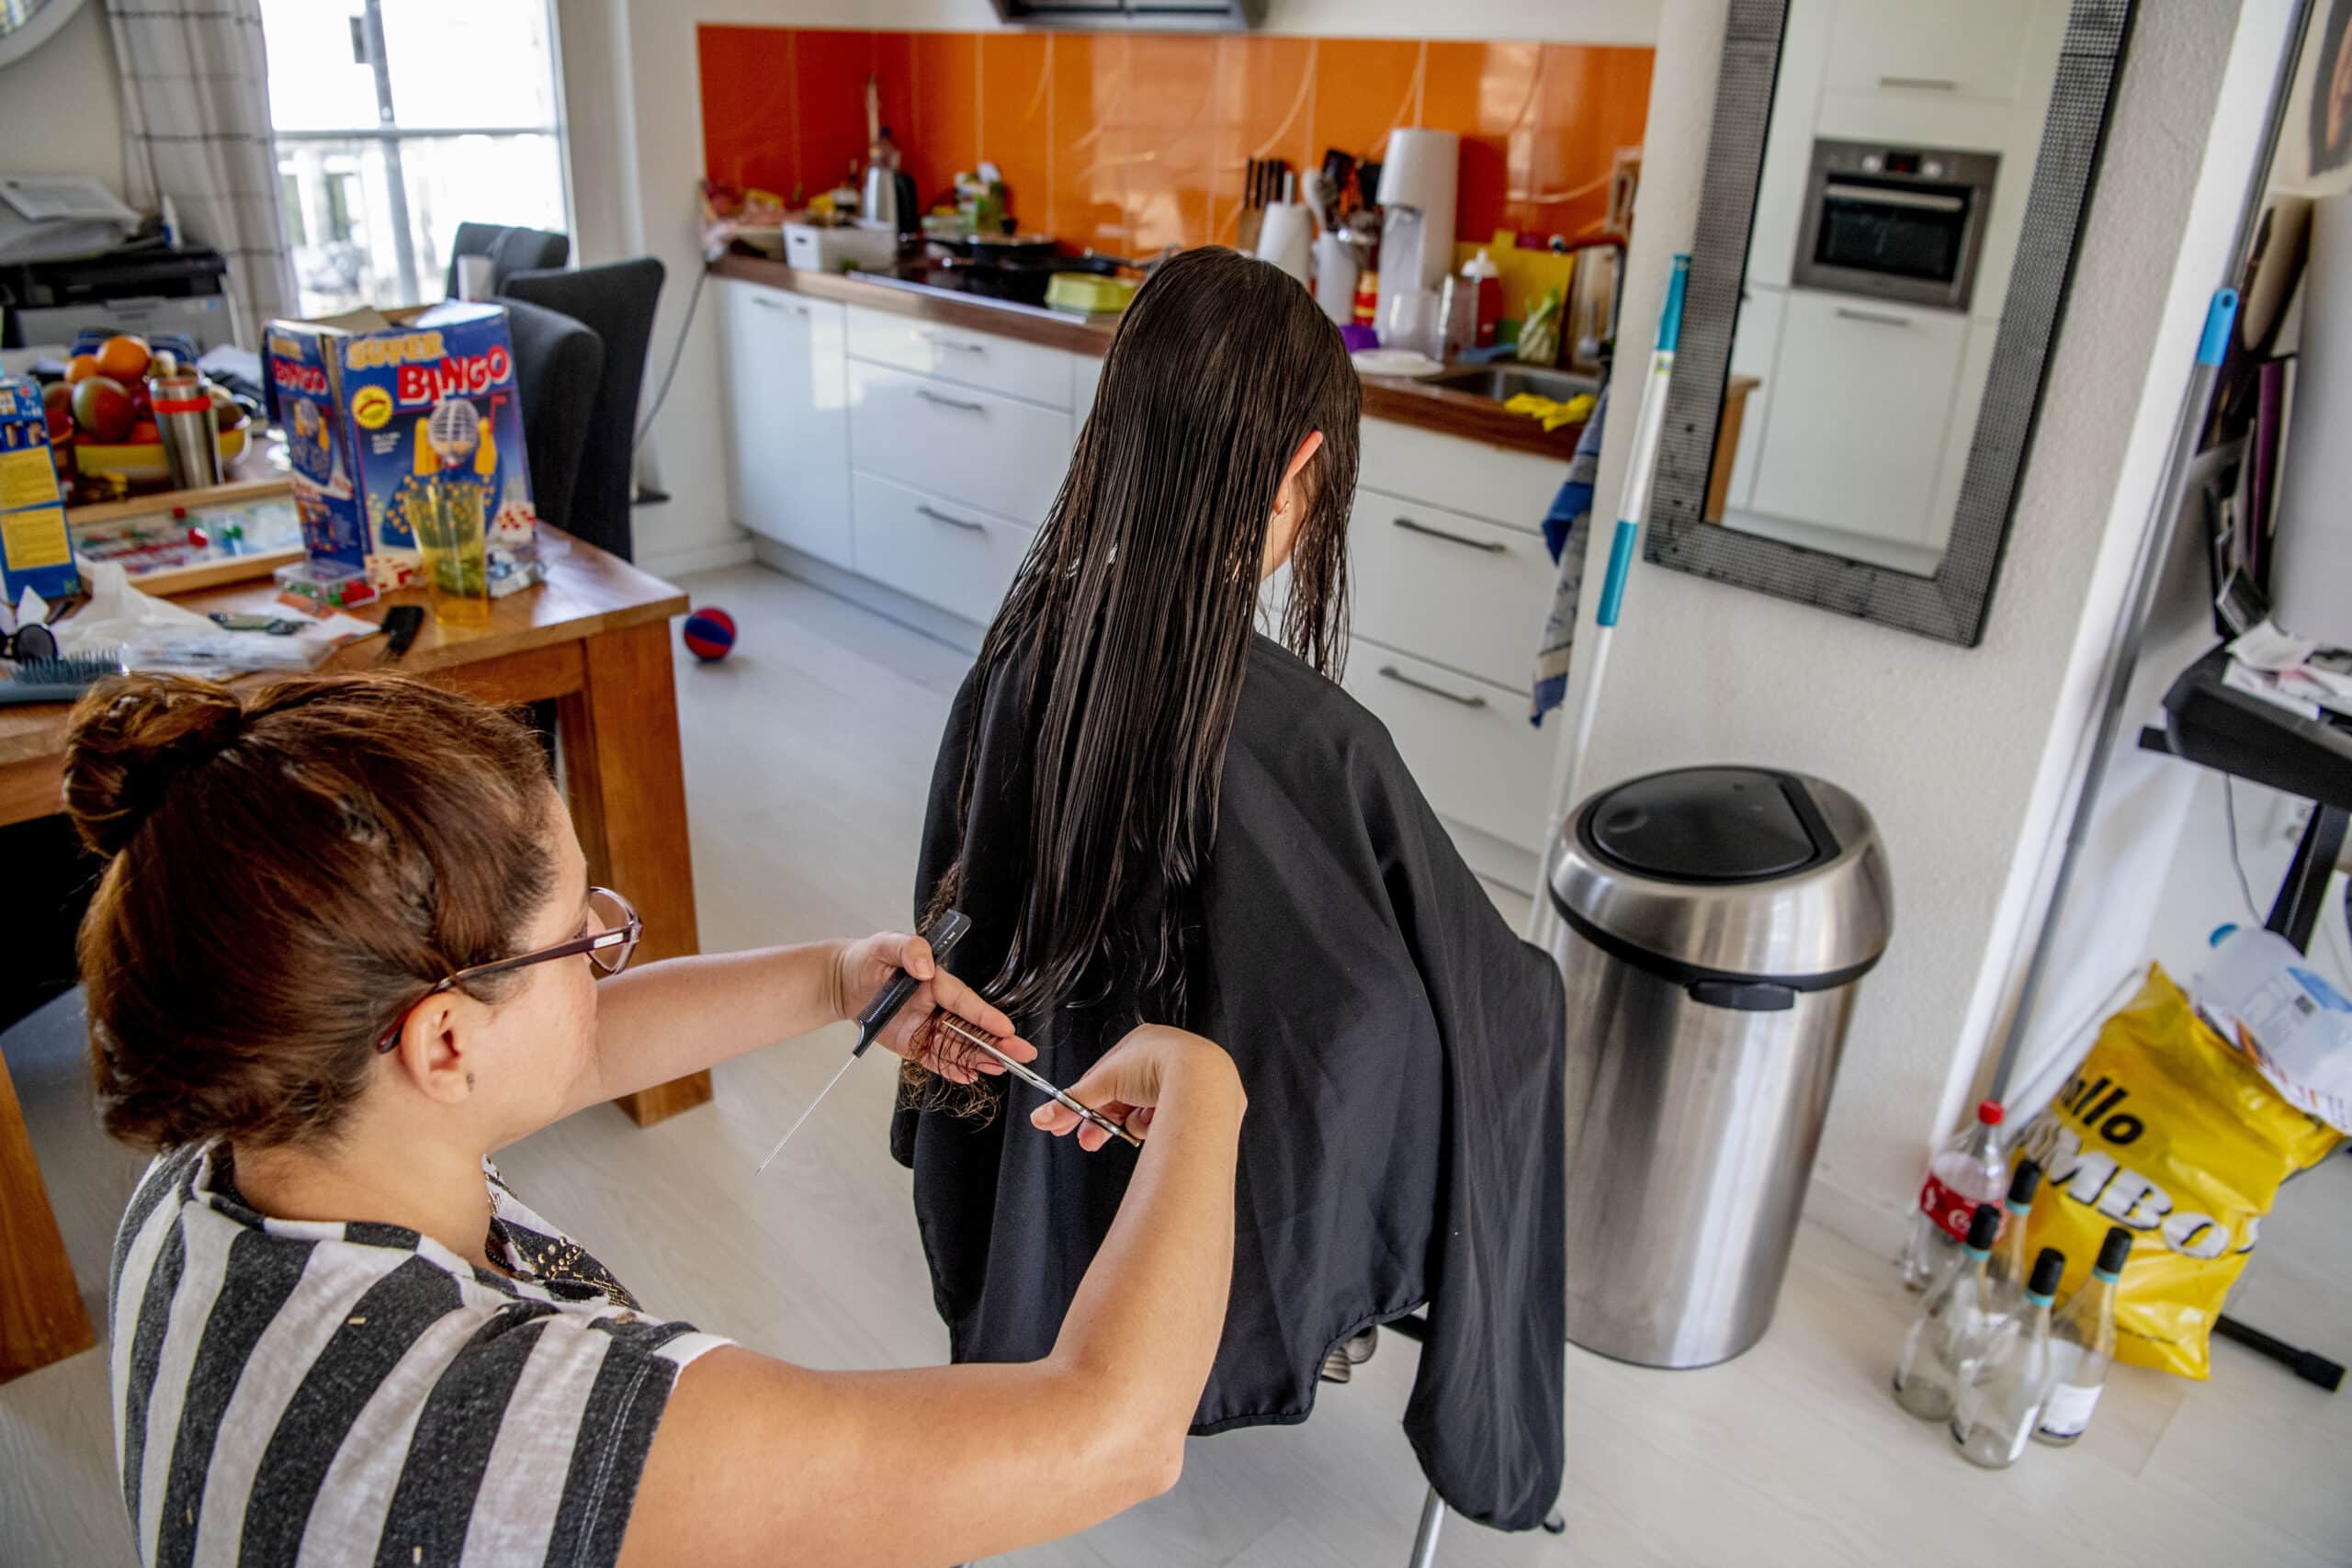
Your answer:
[375,886,642,1052]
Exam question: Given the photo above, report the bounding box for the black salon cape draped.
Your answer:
[889,634,1566,1531]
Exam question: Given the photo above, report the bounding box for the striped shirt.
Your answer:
[108,1144,728,1567]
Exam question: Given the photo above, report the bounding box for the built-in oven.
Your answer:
[1792,140,2000,313]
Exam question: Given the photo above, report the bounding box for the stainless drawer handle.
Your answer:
[1879,74,1958,91]
[1379,665,1487,709]
[1393,515,1507,554]
[915,388,987,413]
[916,503,987,534]
[917,330,986,354]
[752,295,810,318]
[1834,306,1912,328]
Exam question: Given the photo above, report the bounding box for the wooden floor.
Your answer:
[6,561,2349,1566]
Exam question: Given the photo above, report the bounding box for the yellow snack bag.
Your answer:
[2011,965,2339,1380]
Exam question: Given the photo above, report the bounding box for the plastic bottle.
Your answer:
[1461,247,1503,348]
[1894,1203,2003,1423]
[1903,1100,2007,1291]
[2195,924,2352,1103]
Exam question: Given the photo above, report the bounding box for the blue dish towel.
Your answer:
[1532,384,1608,725]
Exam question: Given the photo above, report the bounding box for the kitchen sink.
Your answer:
[1424,365,1599,403]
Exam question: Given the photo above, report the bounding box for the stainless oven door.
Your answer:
[1792,146,1999,312]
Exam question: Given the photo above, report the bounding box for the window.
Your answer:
[278,173,307,248]
[323,171,360,244]
[261,0,571,317]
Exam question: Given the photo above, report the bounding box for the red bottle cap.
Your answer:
[1977,1100,2005,1126]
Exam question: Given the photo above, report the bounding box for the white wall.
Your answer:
[0,1,128,197]
[559,0,1661,578]
[1562,0,2276,1255]
[2019,0,2352,1113]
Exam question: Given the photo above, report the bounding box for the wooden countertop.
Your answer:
[0,527,685,774]
[711,254,1586,462]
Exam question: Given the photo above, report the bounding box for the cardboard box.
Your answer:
[0,377,79,605]
[265,301,542,597]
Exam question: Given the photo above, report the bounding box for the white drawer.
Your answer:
[850,470,1035,620]
[1072,351,1105,416]
[1349,486,1553,693]
[846,303,1074,409]
[846,360,1073,525]
[1357,416,1568,529]
[1341,638,1553,853]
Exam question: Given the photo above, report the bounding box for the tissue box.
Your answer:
[0,377,79,604]
[266,301,542,596]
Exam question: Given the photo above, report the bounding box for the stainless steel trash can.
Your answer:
[1550,766,1892,1369]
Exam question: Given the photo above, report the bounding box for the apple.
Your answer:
[42,381,75,443]
[72,376,137,443]
[128,420,163,446]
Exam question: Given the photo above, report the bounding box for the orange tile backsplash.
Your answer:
[696,27,1652,254]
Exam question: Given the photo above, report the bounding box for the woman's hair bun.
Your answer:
[63,674,249,856]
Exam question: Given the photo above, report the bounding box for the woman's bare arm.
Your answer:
[562,932,1030,1116]
[618,1027,1245,1568]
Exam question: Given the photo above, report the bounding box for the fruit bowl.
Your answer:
[75,421,249,487]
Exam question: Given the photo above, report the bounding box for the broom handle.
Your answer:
[1527,255,1689,942]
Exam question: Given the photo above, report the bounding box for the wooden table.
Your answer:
[0,529,708,1382]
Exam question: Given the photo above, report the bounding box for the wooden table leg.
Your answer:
[0,1045,95,1382]
[560,618,713,1126]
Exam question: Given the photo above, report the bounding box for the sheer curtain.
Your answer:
[106,0,297,337]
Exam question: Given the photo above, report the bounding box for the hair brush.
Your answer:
[0,649,129,705]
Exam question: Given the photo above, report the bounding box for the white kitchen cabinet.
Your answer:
[1355,415,1566,530]
[1348,487,1553,694]
[846,359,1073,525]
[1746,289,1969,546]
[1824,0,2034,103]
[718,280,854,569]
[850,470,1035,618]
[846,303,1075,410]
[1340,638,1553,853]
[1072,352,1104,421]
[1921,320,1999,557]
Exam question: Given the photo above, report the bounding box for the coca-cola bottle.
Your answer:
[1903,1100,2007,1291]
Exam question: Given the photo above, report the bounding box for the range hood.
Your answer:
[986,0,1265,28]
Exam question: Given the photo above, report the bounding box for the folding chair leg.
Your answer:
[1408,1486,1446,1568]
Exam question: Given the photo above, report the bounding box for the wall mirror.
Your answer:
[1645,0,2135,645]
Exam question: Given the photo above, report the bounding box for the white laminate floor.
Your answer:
[6,560,2350,1567]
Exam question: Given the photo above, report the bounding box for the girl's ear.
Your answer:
[1281,431,1325,497]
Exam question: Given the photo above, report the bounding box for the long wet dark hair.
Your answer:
[929,246,1361,1021]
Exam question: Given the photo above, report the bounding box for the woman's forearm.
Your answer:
[1047,1050,1245,1443]
[570,943,845,1111]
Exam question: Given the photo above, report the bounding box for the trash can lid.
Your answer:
[1549,767,1893,986]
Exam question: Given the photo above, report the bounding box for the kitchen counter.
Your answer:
[710,254,1586,461]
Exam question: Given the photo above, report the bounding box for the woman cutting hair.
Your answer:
[73,671,1245,1567]
[896,246,1567,1532]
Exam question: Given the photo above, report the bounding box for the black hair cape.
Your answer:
[890,635,1566,1531]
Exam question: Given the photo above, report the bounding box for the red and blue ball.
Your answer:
[683,607,737,662]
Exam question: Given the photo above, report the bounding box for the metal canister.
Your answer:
[148,370,222,490]
[1548,766,1894,1368]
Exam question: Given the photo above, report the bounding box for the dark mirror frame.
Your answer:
[1644,0,2136,646]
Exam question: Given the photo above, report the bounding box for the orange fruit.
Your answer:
[95,334,152,383]
[65,353,102,384]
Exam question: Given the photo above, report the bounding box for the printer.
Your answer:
[0,175,232,351]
